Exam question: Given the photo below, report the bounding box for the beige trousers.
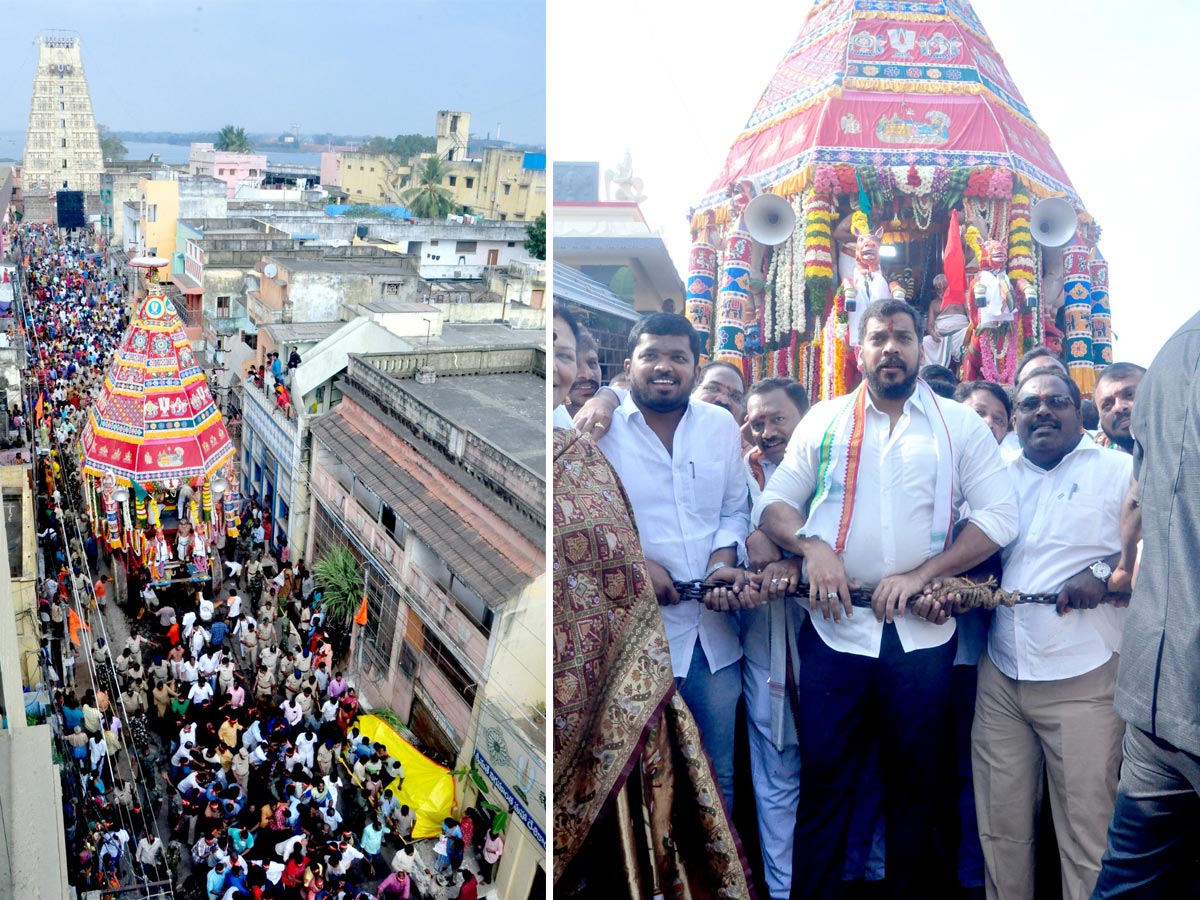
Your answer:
[973,653,1123,900]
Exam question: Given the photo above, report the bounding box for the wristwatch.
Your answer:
[1089,560,1112,582]
[705,561,728,579]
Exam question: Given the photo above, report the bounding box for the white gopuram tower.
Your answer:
[23,33,104,219]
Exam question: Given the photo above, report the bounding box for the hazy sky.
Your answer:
[550,0,1200,367]
[1,0,546,143]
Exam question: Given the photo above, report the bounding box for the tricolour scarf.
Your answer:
[807,379,954,560]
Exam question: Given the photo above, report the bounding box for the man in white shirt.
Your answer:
[971,369,1128,900]
[595,313,751,808]
[756,299,1018,898]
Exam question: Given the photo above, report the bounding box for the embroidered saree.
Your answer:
[553,428,754,899]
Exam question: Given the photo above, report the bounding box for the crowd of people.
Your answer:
[15,223,498,900]
[553,299,1195,900]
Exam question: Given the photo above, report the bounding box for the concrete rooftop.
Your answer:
[270,256,414,275]
[393,371,545,477]
[262,321,343,343]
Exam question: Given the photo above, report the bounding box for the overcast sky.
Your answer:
[0,0,546,143]
[550,0,1200,367]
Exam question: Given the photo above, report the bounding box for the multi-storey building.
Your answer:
[188,143,268,198]
[323,111,546,223]
[305,342,543,761]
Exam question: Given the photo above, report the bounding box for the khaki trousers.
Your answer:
[972,653,1123,900]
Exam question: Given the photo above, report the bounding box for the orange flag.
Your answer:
[35,393,45,424]
[67,606,90,646]
[353,594,369,626]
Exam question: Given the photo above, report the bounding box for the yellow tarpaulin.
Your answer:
[351,714,456,840]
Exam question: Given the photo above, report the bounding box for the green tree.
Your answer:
[391,133,436,160]
[524,211,546,260]
[314,546,365,629]
[97,125,127,162]
[402,157,455,220]
[214,125,253,153]
[364,136,394,155]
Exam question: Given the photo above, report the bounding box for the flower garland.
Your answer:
[819,292,850,400]
[964,225,984,269]
[803,188,834,321]
[912,194,935,230]
[979,328,1017,383]
[766,193,808,346]
[789,193,808,337]
[964,167,1013,199]
[813,166,839,196]
[803,337,819,402]
[1007,193,1035,283]
[895,164,935,195]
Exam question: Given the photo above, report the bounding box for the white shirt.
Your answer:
[552,404,575,429]
[1000,430,1023,463]
[597,394,750,677]
[755,388,1017,657]
[227,594,242,618]
[990,436,1131,681]
[188,682,213,704]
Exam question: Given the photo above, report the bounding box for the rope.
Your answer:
[673,576,1132,612]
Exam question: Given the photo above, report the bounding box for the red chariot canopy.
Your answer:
[80,290,235,487]
[697,0,1084,215]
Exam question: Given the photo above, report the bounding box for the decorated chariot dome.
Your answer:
[79,287,238,583]
[81,289,235,486]
[686,0,1109,397]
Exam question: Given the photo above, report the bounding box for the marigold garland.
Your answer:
[1007,193,1036,284]
[964,226,984,269]
[803,188,834,322]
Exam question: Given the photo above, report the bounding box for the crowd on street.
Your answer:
[16,222,502,900]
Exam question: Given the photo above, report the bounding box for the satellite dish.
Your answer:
[129,255,169,268]
[263,263,278,278]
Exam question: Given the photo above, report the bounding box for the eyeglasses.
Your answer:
[1015,394,1074,414]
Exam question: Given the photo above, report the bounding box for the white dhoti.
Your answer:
[922,313,971,369]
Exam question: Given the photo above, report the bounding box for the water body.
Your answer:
[0,129,323,168]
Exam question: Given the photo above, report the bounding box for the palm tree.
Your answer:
[402,157,455,220]
[214,125,253,153]
[314,546,364,661]
[314,546,364,628]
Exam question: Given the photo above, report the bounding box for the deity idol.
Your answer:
[842,227,905,348]
[966,239,1035,383]
[151,528,172,582]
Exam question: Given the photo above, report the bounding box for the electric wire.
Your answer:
[16,230,175,897]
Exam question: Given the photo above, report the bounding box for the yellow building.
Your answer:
[336,153,412,207]
[139,176,180,280]
[330,111,546,223]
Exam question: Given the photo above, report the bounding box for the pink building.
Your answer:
[319,151,340,188]
[188,143,267,198]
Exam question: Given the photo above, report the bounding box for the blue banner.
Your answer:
[474,748,546,850]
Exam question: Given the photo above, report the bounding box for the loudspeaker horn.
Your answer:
[744,193,797,246]
[1029,197,1077,248]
